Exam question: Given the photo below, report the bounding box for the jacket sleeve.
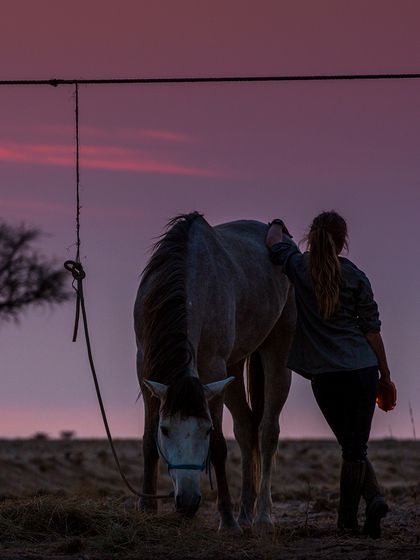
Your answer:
[269,234,302,282]
[355,272,381,333]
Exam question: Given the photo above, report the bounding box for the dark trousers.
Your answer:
[311,366,379,462]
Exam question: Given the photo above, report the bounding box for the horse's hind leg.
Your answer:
[254,307,294,530]
[224,360,258,528]
[255,371,291,530]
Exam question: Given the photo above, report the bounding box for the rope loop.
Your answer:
[63,260,84,342]
[64,260,86,281]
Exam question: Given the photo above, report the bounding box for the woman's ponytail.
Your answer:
[304,212,348,320]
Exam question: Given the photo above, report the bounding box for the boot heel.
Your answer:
[363,496,389,539]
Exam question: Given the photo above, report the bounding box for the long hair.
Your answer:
[303,211,348,319]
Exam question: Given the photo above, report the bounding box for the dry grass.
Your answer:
[0,439,419,559]
[0,495,239,557]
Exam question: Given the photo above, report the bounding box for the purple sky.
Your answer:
[1,1,419,438]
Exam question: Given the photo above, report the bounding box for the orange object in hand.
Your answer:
[376,380,397,412]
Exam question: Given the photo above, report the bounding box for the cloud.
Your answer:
[1,123,193,143]
[0,197,146,220]
[0,198,73,216]
[106,127,192,143]
[0,142,220,177]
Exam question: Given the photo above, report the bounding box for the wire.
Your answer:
[75,83,80,263]
[0,72,420,87]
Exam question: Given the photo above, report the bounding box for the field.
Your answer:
[0,438,419,559]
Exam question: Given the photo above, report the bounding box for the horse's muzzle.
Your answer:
[175,493,201,517]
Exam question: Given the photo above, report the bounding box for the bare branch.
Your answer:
[0,221,72,321]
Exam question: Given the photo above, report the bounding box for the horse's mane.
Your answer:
[140,212,203,395]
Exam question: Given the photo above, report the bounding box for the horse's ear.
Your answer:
[203,376,235,400]
[143,380,168,400]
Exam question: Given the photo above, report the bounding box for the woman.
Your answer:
[266,211,393,538]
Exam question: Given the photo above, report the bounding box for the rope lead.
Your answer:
[63,259,174,500]
[63,84,173,501]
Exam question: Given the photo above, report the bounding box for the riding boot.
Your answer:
[361,459,389,539]
[337,460,366,533]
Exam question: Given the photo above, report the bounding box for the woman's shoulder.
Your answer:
[339,256,370,283]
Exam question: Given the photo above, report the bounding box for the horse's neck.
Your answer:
[185,222,231,379]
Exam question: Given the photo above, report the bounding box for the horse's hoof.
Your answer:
[138,499,157,514]
[237,512,254,530]
[253,515,275,534]
[218,518,243,534]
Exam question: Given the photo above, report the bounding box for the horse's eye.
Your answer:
[160,426,169,437]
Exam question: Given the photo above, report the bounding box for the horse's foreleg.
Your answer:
[225,362,257,528]
[209,397,241,532]
[140,392,160,513]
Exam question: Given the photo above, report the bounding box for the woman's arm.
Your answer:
[365,332,392,382]
[354,271,391,382]
[265,220,301,281]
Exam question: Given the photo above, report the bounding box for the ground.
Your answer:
[0,439,418,559]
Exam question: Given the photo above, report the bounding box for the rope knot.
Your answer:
[64,260,86,281]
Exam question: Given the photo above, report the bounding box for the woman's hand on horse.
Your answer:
[266,219,292,248]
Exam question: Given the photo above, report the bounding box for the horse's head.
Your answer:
[144,375,234,516]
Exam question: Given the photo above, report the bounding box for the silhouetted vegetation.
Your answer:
[59,430,76,441]
[0,221,70,321]
[31,432,50,441]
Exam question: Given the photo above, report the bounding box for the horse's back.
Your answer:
[186,217,292,367]
[215,219,281,277]
[191,218,289,308]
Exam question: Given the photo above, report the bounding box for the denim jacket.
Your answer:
[270,235,380,377]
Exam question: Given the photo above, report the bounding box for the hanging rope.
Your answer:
[64,84,173,501]
[66,84,83,343]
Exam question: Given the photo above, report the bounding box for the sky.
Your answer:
[1,1,419,439]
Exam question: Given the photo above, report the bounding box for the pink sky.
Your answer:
[1,1,419,439]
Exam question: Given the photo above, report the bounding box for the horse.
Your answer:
[134,212,295,531]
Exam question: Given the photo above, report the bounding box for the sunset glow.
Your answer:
[1,1,419,439]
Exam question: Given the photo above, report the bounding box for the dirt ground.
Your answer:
[0,438,418,559]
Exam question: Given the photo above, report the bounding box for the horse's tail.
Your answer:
[245,351,264,492]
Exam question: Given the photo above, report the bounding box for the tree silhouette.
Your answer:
[0,221,70,321]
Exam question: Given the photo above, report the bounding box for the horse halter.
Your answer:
[154,431,214,490]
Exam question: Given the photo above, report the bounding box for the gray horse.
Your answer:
[134,212,295,531]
